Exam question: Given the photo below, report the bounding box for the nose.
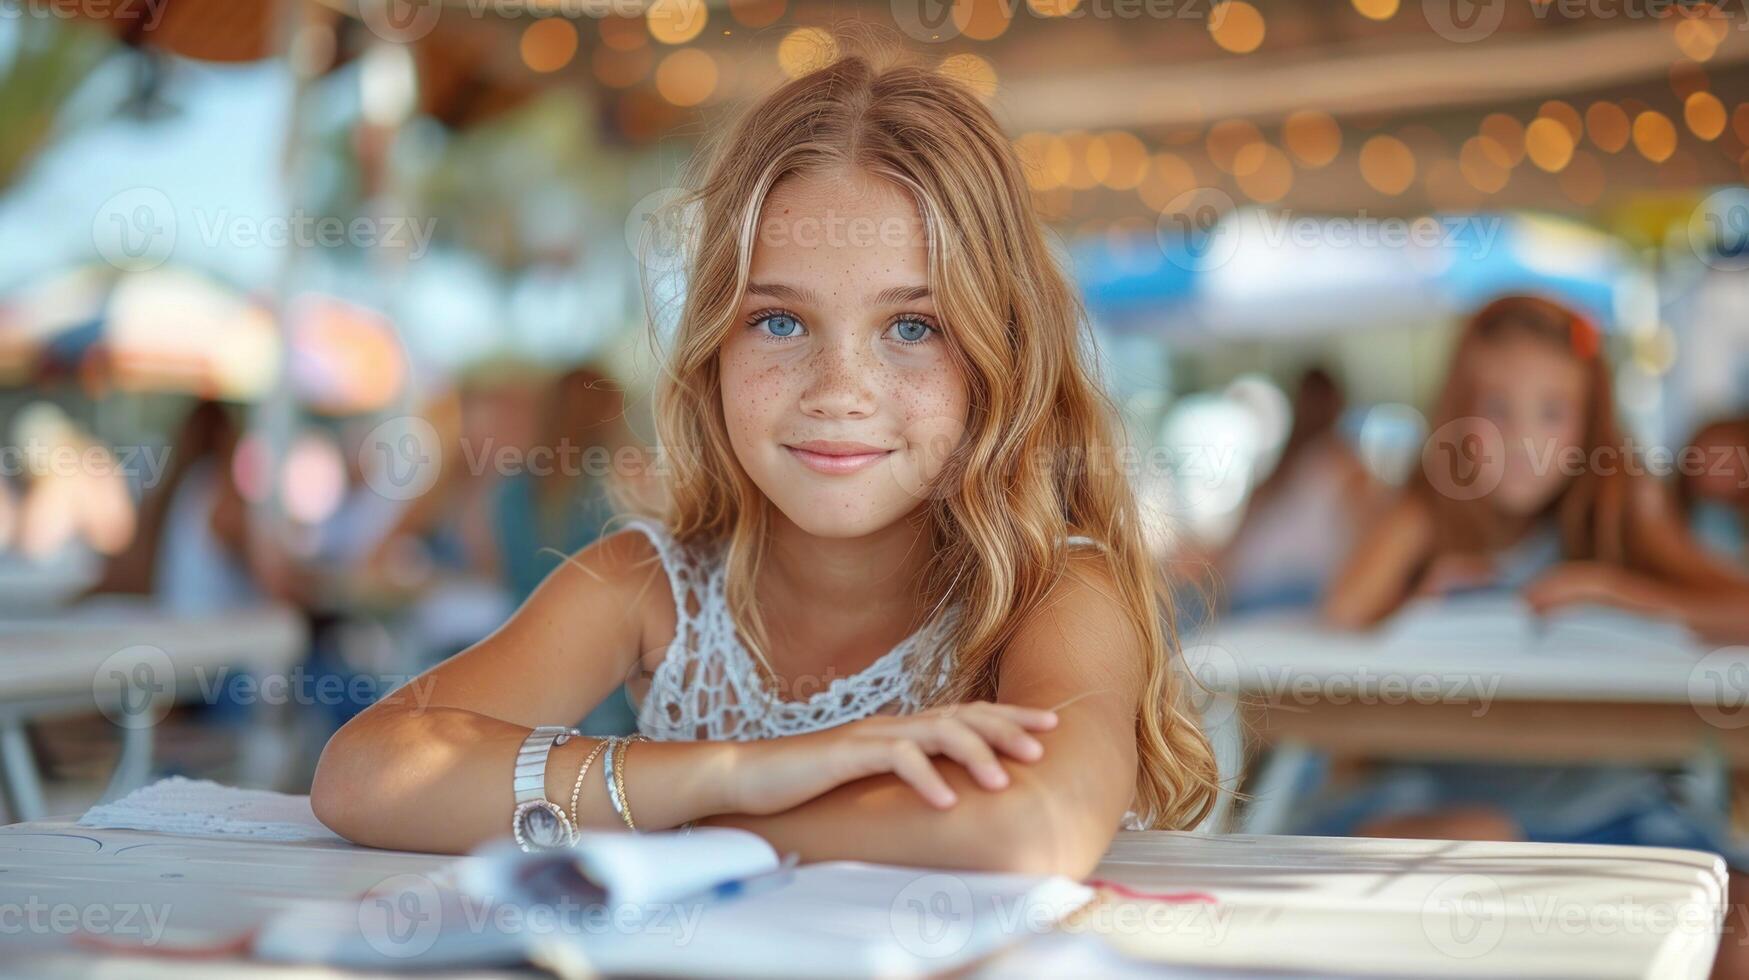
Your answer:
[797,334,877,420]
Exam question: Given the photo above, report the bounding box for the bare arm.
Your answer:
[1525,480,1749,641]
[1322,493,1436,628]
[310,528,1053,854]
[309,528,703,851]
[692,555,1144,878]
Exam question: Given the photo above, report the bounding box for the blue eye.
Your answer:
[754,313,803,339]
[889,318,935,344]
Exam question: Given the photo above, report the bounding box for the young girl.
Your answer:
[1320,294,1749,978]
[1326,294,1749,633]
[310,41,1218,875]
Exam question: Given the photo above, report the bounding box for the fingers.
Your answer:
[941,700,1057,731]
[957,712,1044,763]
[919,718,1009,790]
[887,740,956,808]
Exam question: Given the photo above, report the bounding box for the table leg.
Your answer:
[1240,738,1314,836]
[0,719,47,822]
[98,717,154,805]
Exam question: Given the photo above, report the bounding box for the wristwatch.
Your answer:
[511,725,579,851]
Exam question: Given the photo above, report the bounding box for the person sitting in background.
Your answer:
[1318,294,1748,980]
[84,399,259,614]
[1325,296,1749,637]
[1679,416,1749,565]
[489,363,650,736]
[1213,366,1384,612]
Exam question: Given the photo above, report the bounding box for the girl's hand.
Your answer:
[725,702,1058,815]
[1414,552,1497,598]
[1524,561,1645,613]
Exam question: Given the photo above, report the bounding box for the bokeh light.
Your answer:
[1359,134,1414,195]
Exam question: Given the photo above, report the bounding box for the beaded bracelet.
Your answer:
[566,738,611,835]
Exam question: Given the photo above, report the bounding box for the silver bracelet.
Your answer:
[602,736,628,827]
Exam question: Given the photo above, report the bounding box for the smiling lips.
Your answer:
[784,440,895,475]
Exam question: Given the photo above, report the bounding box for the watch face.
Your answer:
[513,801,573,851]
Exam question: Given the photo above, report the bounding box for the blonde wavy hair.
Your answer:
[605,34,1218,831]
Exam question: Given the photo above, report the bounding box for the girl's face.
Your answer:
[1470,333,1590,516]
[718,168,970,539]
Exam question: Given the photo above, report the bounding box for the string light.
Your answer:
[1585,102,1630,153]
[1283,110,1341,168]
[520,18,577,73]
[1632,110,1678,162]
[1685,91,1726,141]
[1359,134,1414,195]
[1209,1,1265,54]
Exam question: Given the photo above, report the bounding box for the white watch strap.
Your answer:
[513,725,575,805]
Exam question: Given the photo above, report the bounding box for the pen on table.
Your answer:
[703,852,801,903]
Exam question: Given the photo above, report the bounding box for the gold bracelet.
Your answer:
[567,738,611,832]
[613,734,649,832]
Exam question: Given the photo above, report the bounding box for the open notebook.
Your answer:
[252,826,1095,978]
[1378,594,1698,658]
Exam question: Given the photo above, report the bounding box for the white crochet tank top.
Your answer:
[619,516,1102,742]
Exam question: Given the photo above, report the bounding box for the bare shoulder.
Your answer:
[1003,549,1146,691]
[533,525,672,660]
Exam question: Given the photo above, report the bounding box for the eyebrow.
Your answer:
[745,282,931,307]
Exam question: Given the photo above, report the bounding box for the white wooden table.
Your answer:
[0,601,306,821]
[0,818,1727,978]
[1185,599,1749,835]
